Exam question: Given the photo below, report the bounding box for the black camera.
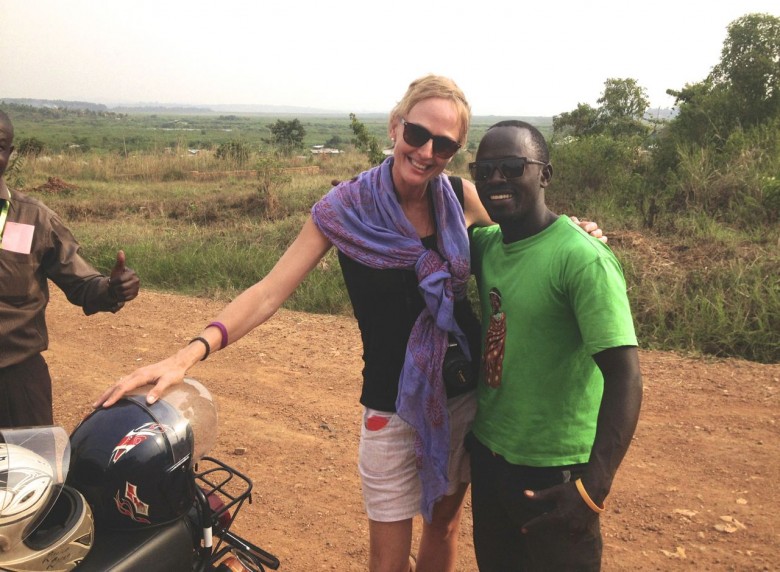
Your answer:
[443,342,477,397]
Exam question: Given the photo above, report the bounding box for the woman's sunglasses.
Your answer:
[468,157,547,182]
[400,119,461,159]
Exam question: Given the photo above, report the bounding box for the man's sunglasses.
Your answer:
[401,119,461,159]
[468,157,547,182]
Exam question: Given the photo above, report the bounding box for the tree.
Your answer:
[553,78,650,138]
[349,113,386,165]
[324,135,343,149]
[553,103,600,138]
[666,13,780,147]
[648,13,780,226]
[597,78,650,136]
[710,13,780,129]
[598,78,650,121]
[267,119,306,154]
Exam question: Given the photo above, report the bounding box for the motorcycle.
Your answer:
[0,379,279,572]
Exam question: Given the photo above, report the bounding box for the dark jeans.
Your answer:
[466,432,602,572]
[0,353,54,428]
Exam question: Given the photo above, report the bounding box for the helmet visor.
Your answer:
[0,426,70,552]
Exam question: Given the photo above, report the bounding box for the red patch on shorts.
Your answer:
[365,415,390,431]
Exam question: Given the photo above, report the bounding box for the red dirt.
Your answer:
[46,288,780,571]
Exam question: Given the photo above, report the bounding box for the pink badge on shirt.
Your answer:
[1,222,34,254]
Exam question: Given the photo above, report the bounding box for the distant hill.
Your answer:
[0,97,353,116]
[1,98,109,112]
[207,103,349,115]
[0,97,546,120]
[108,104,214,114]
[0,96,677,123]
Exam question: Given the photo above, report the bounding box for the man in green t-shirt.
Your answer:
[466,120,642,571]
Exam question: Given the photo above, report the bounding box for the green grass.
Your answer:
[4,101,551,155]
[619,247,778,363]
[8,110,778,364]
[53,166,780,365]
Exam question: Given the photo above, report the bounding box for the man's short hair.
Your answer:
[488,120,548,163]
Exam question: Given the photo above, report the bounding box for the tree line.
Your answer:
[550,12,779,229]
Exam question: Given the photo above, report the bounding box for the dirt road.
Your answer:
[46,289,779,571]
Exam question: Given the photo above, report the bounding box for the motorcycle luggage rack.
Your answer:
[194,455,253,529]
[193,455,280,570]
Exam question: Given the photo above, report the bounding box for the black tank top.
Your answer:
[337,177,481,411]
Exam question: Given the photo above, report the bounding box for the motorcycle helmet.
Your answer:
[0,484,93,572]
[0,442,55,554]
[0,427,92,572]
[67,378,217,531]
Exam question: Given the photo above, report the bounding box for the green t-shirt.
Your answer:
[470,216,637,466]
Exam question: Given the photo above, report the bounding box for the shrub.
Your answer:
[16,137,46,157]
[763,176,780,222]
[254,154,291,219]
[548,134,646,217]
[215,140,251,165]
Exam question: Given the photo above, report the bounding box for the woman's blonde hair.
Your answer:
[388,74,471,146]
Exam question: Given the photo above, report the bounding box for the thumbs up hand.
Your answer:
[108,250,140,302]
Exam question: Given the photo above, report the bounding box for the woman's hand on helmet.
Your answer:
[93,356,188,408]
[95,330,215,408]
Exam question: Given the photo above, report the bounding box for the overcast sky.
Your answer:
[2,0,777,117]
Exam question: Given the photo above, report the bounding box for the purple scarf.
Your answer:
[311,158,470,521]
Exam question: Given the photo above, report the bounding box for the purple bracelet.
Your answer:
[207,321,228,349]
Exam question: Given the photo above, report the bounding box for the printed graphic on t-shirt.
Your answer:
[483,287,506,388]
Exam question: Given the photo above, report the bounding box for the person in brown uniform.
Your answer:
[0,110,140,427]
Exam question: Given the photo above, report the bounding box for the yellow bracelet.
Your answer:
[575,478,605,513]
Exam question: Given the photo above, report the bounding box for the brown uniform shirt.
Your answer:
[0,181,123,368]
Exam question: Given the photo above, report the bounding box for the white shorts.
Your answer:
[358,391,477,522]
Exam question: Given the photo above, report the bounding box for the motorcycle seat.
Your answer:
[76,517,196,571]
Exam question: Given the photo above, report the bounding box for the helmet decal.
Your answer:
[114,482,151,524]
[0,443,55,542]
[0,468,53,519]
[110,422,170,464]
